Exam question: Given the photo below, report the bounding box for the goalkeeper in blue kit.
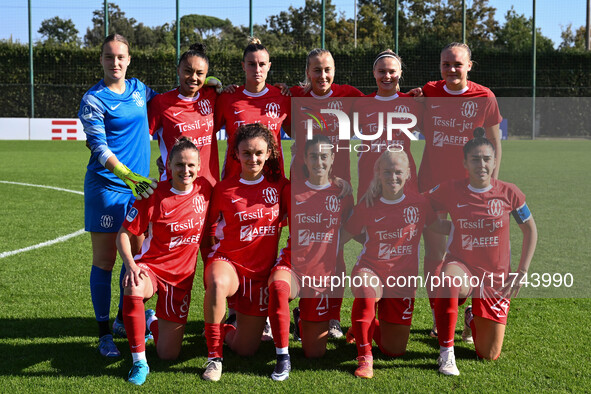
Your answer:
[78,33,157,357]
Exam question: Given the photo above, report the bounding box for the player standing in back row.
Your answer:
[418,43,502,338]
[78,33,157,358]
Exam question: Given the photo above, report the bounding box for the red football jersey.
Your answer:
[427,178,526,277]
[418,80,502,192]
[123,177,213,290]
[290,84,364,182]
[209,175,290,280]
[345,192,436,296]
[355,92,423,199]
[214,84,290,179]
[148,87,219,186]
[290,180,354,280]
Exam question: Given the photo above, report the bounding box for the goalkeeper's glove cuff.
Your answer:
[205,76,223,93]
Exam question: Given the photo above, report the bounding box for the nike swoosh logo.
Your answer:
[231,198,242,203]
[375,216,386,222]
[431,105,440,109]
[131,344,141,349]
[259,307,268,311]
[173,110,184,116]
[179,314,187,318]
[402,315,411,320]
[296,201,306,205]
[457,203,468,208]
[234,110,245,114]
[443,340,453,344]
[318,310,328,316]
[165,208,177,215]
[99,315,109,320]
[110,103,121,110]
[366,112,376,117]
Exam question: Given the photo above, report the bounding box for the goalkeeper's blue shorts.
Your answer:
[84,172,135,233]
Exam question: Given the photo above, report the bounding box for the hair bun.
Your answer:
[248,37,262,45]
[473,127,485,138]
[189,43,206,53]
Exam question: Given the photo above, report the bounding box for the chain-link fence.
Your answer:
[1,1,590,136]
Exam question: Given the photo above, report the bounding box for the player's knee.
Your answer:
[157,346,181,360]
[477,347,501,361]
[232,342,259,357]
[207,275,232,297]
[303,345,326,359]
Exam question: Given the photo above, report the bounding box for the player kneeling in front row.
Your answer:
[427,128,537,376]
[116,137,213,385]
[341,150,450,378]
[267,135,353,381]
[202,123,289,382]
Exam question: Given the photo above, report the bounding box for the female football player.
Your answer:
[117,137,212,385]
[148,43,220,186]
[266,134,354,381]
[428,128,537,375]
[418,43,503,338]
[214,38,291,180]
[341,150,449,379]
[355,49,423,200]
[78,33,157,357]
[202,123,289,382]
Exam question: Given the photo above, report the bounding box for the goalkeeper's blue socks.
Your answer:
[90,265,112,337]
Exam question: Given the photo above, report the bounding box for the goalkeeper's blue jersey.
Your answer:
[79,78,157,192]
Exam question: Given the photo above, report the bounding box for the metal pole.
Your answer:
[394,0,399,53]
[28,0,34,118]
[586,0,590,50]
[176,0,180,85]
[104,0,109,37]
[462,0,466,43]
[321,0,325,49]
[532,0,537,139]
[249,0,253,37]
[354,0,357,48]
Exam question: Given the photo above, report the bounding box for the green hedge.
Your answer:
[1,43,590,136]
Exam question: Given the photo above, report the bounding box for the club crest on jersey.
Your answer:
[394,104,412,120]
[132,91,145,107]
[126,207,138,222]
[461,234,473,251]
[327,100,343,111]
[198,99,212,115]
[262,187,278,204]
[265,102,281,119]
[403,206,420,224]
[461,101,478,118]
[487,199,504,217]
[325,195,340,213]
[100,215,114,229]
[193,195,206,214]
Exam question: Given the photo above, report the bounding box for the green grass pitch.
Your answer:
[0,139,590,392]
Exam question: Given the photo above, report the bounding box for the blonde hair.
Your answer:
[373,49,402,92]
[441,42,472,60]
[361,150,409,206]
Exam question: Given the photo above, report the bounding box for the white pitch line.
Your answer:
[0,180,85,259]
[0,180,84,195]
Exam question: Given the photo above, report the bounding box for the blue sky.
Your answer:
[1,0,587,48]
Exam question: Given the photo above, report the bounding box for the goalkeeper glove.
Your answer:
[205,76,223,93]
[112,163,157,200]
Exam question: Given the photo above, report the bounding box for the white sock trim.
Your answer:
[276,347,289,355]
[132,351,147,363]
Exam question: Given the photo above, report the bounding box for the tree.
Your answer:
[38,16,80,46]
[559,23,587,51]
[494,7,554,52]
[84,3,171,49]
